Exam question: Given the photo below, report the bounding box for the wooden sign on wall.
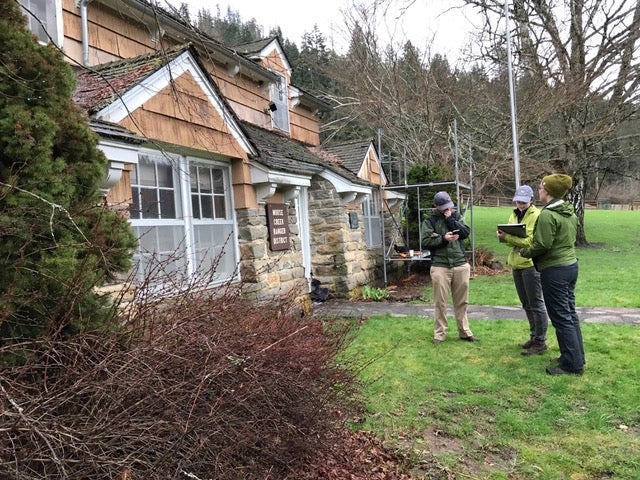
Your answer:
[266,203,290,251]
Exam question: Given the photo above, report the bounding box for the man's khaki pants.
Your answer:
[430,263,473,340]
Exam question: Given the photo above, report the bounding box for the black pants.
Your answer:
[540,262,585,372]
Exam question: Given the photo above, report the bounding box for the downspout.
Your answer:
[78,0,92,66]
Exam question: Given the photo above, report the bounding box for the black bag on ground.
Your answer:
[310,277,330,303]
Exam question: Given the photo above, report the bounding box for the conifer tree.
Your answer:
[0,0,136,341]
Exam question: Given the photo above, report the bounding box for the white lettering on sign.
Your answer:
[266,203,290,251]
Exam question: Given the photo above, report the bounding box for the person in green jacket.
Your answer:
[497,185,549,355]
[520,174,585,375]
[422,191,479,344]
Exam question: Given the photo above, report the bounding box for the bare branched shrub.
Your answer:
[0,272,359,479]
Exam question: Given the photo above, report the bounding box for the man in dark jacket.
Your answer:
[521,174,585,375]
[422,191,479,344]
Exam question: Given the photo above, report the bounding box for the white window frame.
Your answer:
[18,0,63,46]
[363,192,382,248]
[129,150,239,289]
[269,74,290,133]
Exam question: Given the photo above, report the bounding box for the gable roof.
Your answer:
[73,44,256,156]
[234,37,331,113]
[73,44,185,114]
[324,139,377,175]
[325,138,393,187]
[233,37,292,76]
[242,122,369,188]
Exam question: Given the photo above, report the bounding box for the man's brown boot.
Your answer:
[519,339,535,349]
[521,342,548,356]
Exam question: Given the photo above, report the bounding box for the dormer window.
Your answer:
[18,0,63,45]
[269,74,290,133]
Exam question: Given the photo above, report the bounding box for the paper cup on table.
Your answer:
[409,249,414,257]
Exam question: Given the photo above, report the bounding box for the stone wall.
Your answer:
[236,206,307,300]
[236,178,404,301]
[308,178,384,297]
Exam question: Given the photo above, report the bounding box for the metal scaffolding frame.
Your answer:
[377,122,475,287]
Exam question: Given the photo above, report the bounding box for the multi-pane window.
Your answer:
[129,152,237,288]
[363,192,382,247]
[189,164,235,279]
[18,0,61,45]
[190,165,227,220]
[130,154,178,220]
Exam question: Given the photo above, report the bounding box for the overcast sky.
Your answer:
[164,0,478,62]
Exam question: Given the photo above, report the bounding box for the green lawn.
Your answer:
[469,207,640,307]
[342,206,640,479]
[345,316,640,479]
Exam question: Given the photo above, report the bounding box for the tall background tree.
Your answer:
[320,3,463,170]
[199,5,264,45]
[0,0,136,341]
[462,0,640,245]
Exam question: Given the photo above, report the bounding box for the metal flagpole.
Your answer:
[377,128,388,287]
[504,0,521,188]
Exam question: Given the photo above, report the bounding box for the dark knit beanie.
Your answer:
[542,174,572,198]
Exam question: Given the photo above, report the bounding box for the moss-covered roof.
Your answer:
[241,122,370,186]
[324,139,376,175]
[73,44,190,114]
[232,37,277,55]
[89,119,146,143]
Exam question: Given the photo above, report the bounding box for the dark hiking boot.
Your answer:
[460,335,480,342]
[519,339,535,349]
[546,366,583,376]
[551,356,586,366]
[521,343,548,356]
